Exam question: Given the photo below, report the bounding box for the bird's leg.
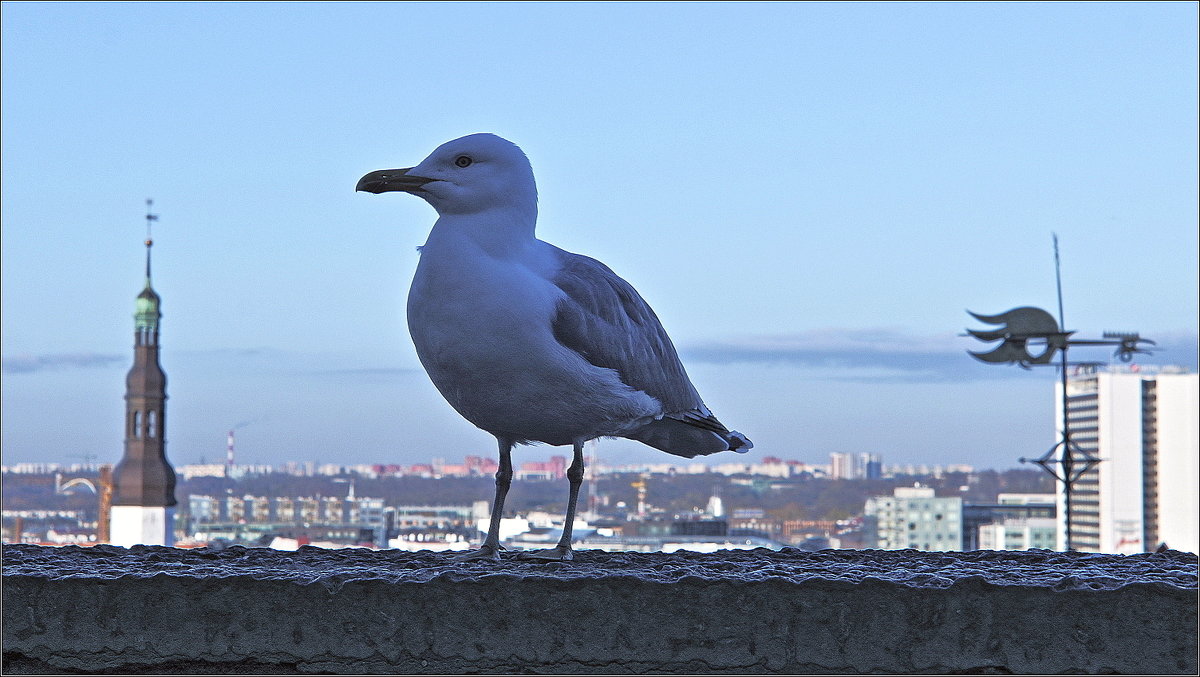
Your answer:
[456,437,513,562]
[518,439,585,562]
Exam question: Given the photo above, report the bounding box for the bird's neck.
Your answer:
[425,207,538,259]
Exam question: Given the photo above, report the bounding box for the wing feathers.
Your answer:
[549,249,753,455]
[550,251,702,415]
[666,409,728,433]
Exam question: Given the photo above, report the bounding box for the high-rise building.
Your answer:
[862,453,882,480]
[863,485,963,551]
[830,452,862,479]
[109,209,178,547]
[1056,366,1198,554]
[831,452,882,479]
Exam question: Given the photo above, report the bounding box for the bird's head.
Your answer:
[356,133,537,217]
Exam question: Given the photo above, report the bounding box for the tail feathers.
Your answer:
[667,408,753,453]
[725,430,753,453]
[625,411,754,458]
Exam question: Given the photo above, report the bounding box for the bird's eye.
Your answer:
[454,156,473,168]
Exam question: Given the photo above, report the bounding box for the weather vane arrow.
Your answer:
[964,235,1154,368]
[964,308,1155,368]
[964,306,1072,369]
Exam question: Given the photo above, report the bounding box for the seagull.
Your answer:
[357,133,752,561]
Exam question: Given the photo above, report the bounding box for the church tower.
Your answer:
[110,200,177,547]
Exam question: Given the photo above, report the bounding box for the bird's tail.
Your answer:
[725,430,753,453]
[625,411,753,458]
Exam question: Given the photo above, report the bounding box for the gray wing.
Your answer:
[549,250,751,456]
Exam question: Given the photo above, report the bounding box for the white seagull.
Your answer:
[357,133,752,561]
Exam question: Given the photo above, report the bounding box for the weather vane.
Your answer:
[964,234,1155,551]
[145,198,158,244]
[142,198,159,280]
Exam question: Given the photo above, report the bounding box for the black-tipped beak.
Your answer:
[355,167,435,194]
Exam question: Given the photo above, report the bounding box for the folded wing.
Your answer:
[549,250,752,457]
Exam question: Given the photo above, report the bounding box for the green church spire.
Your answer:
[134,200,161,331]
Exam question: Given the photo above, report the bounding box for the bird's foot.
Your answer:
[454,544,502,562]
[516,545,574,562]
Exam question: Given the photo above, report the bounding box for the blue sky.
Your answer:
[2,2,1197,470]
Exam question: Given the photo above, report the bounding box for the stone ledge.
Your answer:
[2,544,1196,674]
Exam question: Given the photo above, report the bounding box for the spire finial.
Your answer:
[144,199,159,280]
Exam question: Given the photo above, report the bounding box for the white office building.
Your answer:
[864,485,963,551]
[830,452,881,480]
[1055,366,1198,554]
[978,518,1058,551]
[830,453,859,480]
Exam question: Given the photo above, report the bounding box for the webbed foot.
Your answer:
[454,544,502,562]
[516,545,574,562]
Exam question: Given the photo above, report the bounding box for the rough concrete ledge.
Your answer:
[2,544,1196,674]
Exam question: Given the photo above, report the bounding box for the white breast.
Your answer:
[408,234,560,368]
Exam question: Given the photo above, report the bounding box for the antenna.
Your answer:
[1030,233,1099,551]
[1052,232,1065,330]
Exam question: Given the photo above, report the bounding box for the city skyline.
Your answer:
[2,450,979,479]
[3,3,1197,470]
[3,445,1049,553]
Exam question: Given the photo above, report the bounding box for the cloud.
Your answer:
[300,366,427,385]
[1,352,125,374]
[1137,329,1200,369]
[312,367,423,377]
[680,328,1198,383]
[681,329,976,382]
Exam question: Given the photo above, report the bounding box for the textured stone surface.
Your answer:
[3,544,1196,674]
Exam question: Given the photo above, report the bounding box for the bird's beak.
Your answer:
[355,167,435,194]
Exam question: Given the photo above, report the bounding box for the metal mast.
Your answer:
[965,234,1153,551]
